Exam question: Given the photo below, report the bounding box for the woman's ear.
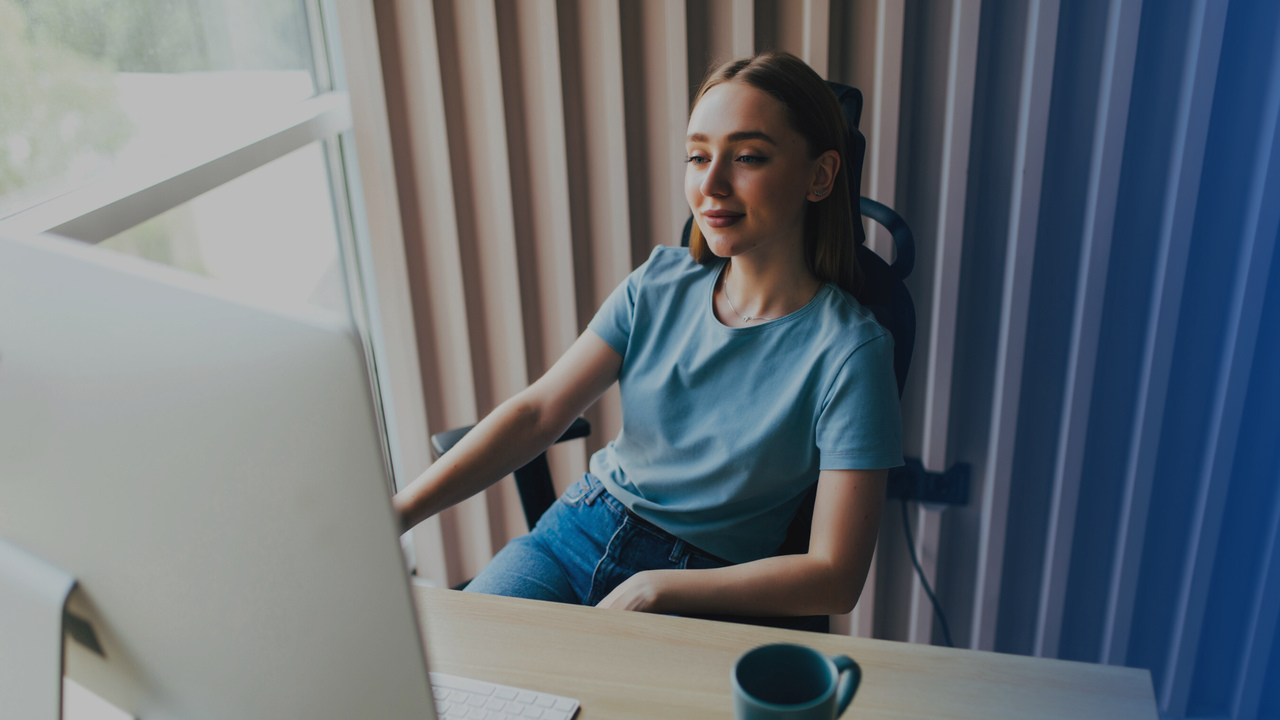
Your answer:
[809,149,840,201]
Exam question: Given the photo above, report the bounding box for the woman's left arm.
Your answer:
[596,467,887,616]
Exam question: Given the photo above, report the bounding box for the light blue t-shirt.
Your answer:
[586,245,903,563]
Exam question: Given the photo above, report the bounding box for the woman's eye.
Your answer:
[684,155,709,165]
[737,154,766,164]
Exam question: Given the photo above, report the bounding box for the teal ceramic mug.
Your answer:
[732,643,861,720]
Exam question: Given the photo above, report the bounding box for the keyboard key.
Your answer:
[495,688,518,700]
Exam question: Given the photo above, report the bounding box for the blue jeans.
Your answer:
[465,473,829,633]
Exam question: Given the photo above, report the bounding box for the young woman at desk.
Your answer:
[394,51,901,628]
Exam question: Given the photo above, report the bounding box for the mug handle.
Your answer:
[831,655,862,718]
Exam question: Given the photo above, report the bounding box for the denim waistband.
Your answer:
[581,473,732,567]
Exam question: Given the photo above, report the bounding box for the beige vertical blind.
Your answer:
[365,2,1280,717]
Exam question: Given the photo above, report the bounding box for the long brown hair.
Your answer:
[687,51,862,298]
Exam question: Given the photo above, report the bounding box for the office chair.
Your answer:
[430,83,915,632]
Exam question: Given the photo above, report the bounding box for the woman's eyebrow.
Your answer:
[686,130,778,145]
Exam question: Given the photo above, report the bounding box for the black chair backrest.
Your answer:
[826,81,915,398]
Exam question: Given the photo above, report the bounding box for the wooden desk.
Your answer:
[412,586,1157,720]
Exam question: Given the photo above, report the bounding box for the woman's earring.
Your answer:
[813,188,828,197]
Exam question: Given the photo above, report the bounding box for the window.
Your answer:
[0,0,360,315]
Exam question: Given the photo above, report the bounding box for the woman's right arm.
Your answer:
[391,330,623,531]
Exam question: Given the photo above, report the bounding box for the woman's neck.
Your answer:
[716,250,823,326]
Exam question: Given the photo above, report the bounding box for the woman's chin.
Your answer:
[703,233,740,258]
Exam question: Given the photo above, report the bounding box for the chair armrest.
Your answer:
[429,417,593,532]
[429,416,592,460]
[860,196,915,281]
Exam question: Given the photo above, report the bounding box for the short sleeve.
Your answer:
[586,247,658,357]
[816,332,903,470]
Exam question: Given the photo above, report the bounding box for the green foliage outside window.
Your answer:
[16,0,312,74]
[1,0,313,213]
[0,0,132,203]
[17,0,216,73]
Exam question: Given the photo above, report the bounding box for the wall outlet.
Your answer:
[886,458,970,506]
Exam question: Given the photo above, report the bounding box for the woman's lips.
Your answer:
[703,211,744,228]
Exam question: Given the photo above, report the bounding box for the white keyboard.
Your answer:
[430,672,580,720]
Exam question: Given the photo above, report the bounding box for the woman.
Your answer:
[393,51,901,623]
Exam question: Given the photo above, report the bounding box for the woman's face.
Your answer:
[684,80,826,261]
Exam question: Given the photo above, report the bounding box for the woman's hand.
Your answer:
[595,468,887,618]
[391,492,413,534]
[595,570,670,612]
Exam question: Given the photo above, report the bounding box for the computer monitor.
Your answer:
[0,233,437,719]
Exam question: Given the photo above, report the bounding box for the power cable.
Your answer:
[899,498,954,648]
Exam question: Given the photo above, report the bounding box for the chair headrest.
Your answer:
[825,82,868,248]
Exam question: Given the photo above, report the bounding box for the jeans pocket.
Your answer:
[682,547,732,571]
[558,475,592,507]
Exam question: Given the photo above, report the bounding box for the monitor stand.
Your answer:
[0,538,79,720]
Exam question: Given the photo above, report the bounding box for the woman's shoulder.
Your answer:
[646,244,703,269]
[635,245,717,287]
[813,284,893,353]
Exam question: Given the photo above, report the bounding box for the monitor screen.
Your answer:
[0,233,437,719]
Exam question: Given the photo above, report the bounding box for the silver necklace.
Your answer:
[723,267,776,323]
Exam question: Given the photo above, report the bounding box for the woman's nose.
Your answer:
[700,157,732,198]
